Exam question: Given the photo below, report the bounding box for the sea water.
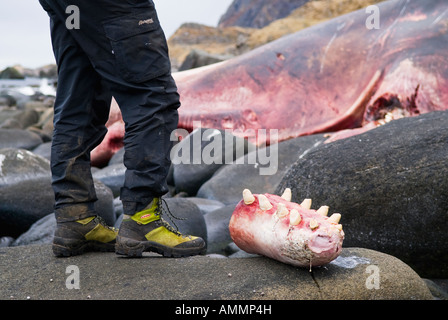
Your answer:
[0,77,56,97]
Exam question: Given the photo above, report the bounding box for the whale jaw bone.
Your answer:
[229,188,345,268]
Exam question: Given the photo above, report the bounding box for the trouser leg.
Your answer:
[110,74,180,215]
[41,1,112,222]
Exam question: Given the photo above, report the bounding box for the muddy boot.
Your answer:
[53,216,118,257]
[115,198,206,258]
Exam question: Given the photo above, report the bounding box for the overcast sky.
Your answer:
[0,0,233,70]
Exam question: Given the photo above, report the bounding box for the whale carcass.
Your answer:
[91,0,448,165]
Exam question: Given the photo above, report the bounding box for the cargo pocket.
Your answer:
[103,10,171,83]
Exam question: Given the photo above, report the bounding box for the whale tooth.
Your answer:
[289,209,301,226]
[242,189,255,205]
[309,219,319,230]
[328,213,341,224]
[258,194,273,211]
[281,188,292,202]
[276,203,289,218]
[300,198,312,209]
[317,206,329,216]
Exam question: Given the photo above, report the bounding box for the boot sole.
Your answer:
[115,235,206,258]
[53,237,116,257]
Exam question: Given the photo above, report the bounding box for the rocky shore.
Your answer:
[1,95,447,299]
[0,245,439,300]
[1,0,447,300]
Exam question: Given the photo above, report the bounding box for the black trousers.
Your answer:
[39,0,180,222]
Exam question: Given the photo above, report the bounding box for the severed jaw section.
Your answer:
[229,188,344,269]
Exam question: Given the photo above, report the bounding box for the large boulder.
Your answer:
[0,148,115,237]
[197,134,327,205]
[11,213,56,247]
[158,197,208,244]
[172,128,253,196]
[0,245,434,300]
[203,205,236,254]
[0,129,43,150]
[92,162,126,198]
[276,111,448,278]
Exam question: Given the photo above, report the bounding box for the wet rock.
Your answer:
[0,148,115,237]
[0,89,31,109]
[172,128,252,196]
[0,95,17,107]
[0,148,50,185]
[0,129,43,150]
[108,147,125,165]
[0,236,14,248]
[0,177,115,238]
[27,106,54,141]
[197,134,327,205]
[11,213,56,247]
[204,205,236,254]
[0,245,434,300]
[184,197,225,215]
[0,108,39,129]
[160,197,208,244]
[0,108,22,125]
[32,142,52,161]
[276,111,448,278]
[92,162,126,198]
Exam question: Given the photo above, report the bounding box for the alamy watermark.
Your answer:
[365,265,381,290]
[65,5,80,30]
[365,5,380,30]
[65,265,80,289]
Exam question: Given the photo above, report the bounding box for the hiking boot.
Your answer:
[115,198,206,258]
[53,216,118,257]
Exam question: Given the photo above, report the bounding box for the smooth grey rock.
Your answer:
[0,245,433,300]
[32,141,52,161]
[0,108,39,129]
[204,205,236,254]
[0,148,50,186]
[0,149,115,237]
[12,213,56,247]
[197,134,327,205]
[92,162,126,197]
[173,128,253,196]
[0,236,14,247]
[0,129,43,150]
[184,197,225,215]
[0,177,115,238]
[160,197,208,244]
[108,147,125,165]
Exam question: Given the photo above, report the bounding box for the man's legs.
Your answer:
[40,0,205,257]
